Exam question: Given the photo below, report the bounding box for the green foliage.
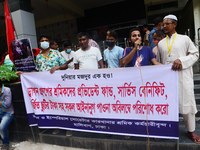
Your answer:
[0,65,19,81]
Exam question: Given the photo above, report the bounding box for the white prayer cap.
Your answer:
[163,14,178,21]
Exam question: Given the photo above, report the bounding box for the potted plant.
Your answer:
[0,65,19,85]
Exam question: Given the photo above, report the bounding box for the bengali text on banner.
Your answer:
[21,64,179,139]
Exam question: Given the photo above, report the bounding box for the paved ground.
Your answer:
[1,141,90,150]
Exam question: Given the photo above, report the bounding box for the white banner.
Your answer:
[21,65,178,139]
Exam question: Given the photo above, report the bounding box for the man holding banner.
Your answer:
[157,14,200,143]
[36,35,67,72]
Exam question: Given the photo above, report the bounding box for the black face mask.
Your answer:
[106,41,115,47]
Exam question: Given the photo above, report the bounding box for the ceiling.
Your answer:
[0,0,187,36]
[0,0,126,36]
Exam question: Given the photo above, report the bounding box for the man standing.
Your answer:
[149,17,163,50]
[142,24,150,46]
[50,40,59,50]
[122,28,161,67]
[88,39,100,49]
[104,30,124,68]
[74,32,103,69]
[36,35,71,73]
[88,31,100,49]
[0,80,14,150]
[157,14,200,143]
[152,30,165,57]
[61,40,75,70]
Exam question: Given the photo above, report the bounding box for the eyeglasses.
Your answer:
[163,23,173,26]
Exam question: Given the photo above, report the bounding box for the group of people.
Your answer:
[1,14,199,150]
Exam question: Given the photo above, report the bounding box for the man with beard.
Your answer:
[74,32,103,69]
[157,14,200,143]
[122,28,161,67]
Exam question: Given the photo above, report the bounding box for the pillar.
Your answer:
[193,0,200,48]
[8,0,37,48]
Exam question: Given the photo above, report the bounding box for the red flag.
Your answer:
[4,0,15,63]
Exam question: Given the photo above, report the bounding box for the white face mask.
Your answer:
[40,41,49,50]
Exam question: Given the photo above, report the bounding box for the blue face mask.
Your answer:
[40,41,49,50]
[66,49,71,53]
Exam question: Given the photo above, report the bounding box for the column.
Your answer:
[8,0,37,48]
[193,0,200,49]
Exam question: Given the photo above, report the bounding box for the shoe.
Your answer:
[52,129,60,134]
[66,130,72,137]
[2,144,9,150]
[187,131,200,144]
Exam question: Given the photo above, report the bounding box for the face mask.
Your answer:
[107,42,115,47]
[66,49,71,54]
[40,41,49,50]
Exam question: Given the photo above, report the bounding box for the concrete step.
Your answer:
[196,105,200,117]
[194,85,200,94]
[39,120,200,150]
[194,80,200,85]
[194,74,200,84]
[194,74,200,81]
[195,94,200,104]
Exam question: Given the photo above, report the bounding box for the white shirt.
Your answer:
[157,33,199,114]
[74,46,102,69]
[61,50,75,70]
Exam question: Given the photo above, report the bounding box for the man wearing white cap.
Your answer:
[157,14,200,143]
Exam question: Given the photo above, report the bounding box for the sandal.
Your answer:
[187,131,200,144]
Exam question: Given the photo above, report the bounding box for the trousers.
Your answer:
[0,112,14,145]
[182,113,195,132]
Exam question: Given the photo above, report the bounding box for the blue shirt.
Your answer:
[149,27,158,50]
[103,45,124,68]
[123,47,155,67]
